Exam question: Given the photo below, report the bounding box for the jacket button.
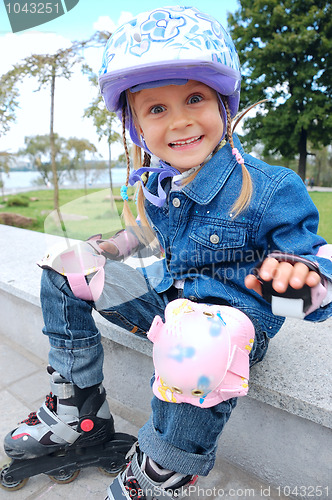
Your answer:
[210,234,220,244]
[172,198,181,208]
[188,295,197,302]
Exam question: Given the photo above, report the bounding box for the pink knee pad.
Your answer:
[147,299,255,408]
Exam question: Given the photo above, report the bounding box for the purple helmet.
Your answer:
[99,6,241,148]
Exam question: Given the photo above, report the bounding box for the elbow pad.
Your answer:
[106,229,140,259]
[38,238,105,302]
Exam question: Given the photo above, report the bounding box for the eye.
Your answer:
[150,104,166,114]
[188,94,203,104]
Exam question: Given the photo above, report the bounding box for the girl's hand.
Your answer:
[245,257,321,296]
[98,240,119,258]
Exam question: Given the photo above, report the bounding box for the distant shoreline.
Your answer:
[1,167,127,195]
[3,185,332,197]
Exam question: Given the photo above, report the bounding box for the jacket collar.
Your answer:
[181,134,244,205]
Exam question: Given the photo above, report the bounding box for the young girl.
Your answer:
[4,6,332,499]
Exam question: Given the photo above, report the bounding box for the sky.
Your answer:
[0,0,240,162]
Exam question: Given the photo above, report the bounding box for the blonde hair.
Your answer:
[222,96,253,217]
[121,108,156,245]
[120,95,256,239]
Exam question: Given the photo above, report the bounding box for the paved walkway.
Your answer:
[0,330,294,500]
[306,186,332,191]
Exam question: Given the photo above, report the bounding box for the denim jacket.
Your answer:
[142,135,332,338]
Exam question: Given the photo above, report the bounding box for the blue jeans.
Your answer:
[40,260,268,476]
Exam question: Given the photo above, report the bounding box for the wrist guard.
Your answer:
[253,251,327,319]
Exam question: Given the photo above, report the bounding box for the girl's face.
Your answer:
[131,80,224,172]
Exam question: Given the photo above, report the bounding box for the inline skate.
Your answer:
[0,367,136,491]
[106,443,198,499]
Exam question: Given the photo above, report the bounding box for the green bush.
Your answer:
[6,195,30,207]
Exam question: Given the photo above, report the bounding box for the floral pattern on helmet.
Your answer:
[98,6,241,124]
[141,10,186,41]
[99,6,240,77]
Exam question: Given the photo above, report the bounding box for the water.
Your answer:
[1,168,127,194]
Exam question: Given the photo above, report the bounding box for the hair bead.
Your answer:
[120,185,129,201]
[232,148,245,165]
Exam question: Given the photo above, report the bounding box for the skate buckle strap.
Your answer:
[50,379,75,399]
[108,466,173,500]
[37,402,81,444]
[130,453,175,499]
[107,452,192,499]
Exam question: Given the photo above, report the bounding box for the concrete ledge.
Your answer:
[1,224,331,493]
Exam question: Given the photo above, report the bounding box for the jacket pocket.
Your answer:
[189,222,247,266]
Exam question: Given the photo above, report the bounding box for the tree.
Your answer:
[307,145,332,186]
[84,72,121,192]
[228,0,332,180]
[0,71,19,136]
[19,134,71,186]
[0,71,19,197]
[0,152,16,198]
[66,137,98,194]
[18,45,87,209]
[19,134,98,190]
[2,35,98,210]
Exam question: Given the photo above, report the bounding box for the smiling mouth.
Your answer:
[169,136,203,148]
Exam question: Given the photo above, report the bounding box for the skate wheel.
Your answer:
[48,469,80,484]
[98,464,124,477]
[0,463,29,491]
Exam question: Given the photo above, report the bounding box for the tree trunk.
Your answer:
[83,161,88,196]
[0,171,4,199]
[108,138,113,192]
[50,63,59,211]
[316,155,322,187]
[298,127,307,181]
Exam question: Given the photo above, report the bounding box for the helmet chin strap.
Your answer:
[140,134,153,156]
[129,161,180,207]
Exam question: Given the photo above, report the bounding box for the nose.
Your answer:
[169,105,193,130]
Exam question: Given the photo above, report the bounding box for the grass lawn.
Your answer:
[0,188,331,242]
[0,187,136,238]
[308,192,332,243]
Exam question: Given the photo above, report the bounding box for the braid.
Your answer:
[223,96,234,149]
[120,105,143,237]
[122,106,131,187]
[136,153,159,247]
[142,152,151,186]
[143,152,151,167]
[120,109,158,247]
[222,97,253,217]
